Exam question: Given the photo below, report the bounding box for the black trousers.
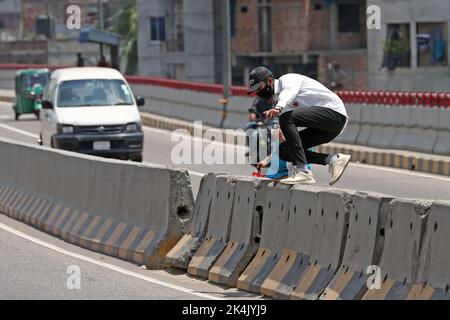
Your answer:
[278,106,347,166]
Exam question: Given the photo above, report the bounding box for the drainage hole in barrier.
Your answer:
[269,202,271,209]
[403,278,407,286]
[358,272,363,279]
[247,197,250,204]
[321,209,324,217]
[177,206,190,220]
[435,222,438,232]
[327,264,331,271]
[390,220,393,228]
[336,211,339,219]
[261,250,266,257]
[254,236,260,244]
[355,214,358,222]
[230,242,234,248]
[217,191,219,198]
[294,206,297,214]
[286,255,290,263]
[228,192,231,199]
[273,253,278,260]
[383,274,388,283]
[314,260,318,266]
[308,209,312,217]
[410,222,413,231]
[238,196,240,203]
[369,217,372,226]
[299,259,304,266]
[240,243,244,250]
[208,189,211,196]
[380,228,385,237]
[345,266,349,274]
[281,204,284,211]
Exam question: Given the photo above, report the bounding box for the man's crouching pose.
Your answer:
[247,66,351,185]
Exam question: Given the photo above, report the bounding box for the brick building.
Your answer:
[232,0,368,89]
[137,0,368,89]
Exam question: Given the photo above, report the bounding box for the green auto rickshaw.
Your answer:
[13,69,51,120]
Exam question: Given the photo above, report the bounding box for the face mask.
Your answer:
[256,82,273,99]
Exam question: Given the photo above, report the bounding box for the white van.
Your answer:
[39,67,145,162]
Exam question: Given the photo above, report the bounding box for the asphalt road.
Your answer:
[1,102,449,200]
[1,101,450,300]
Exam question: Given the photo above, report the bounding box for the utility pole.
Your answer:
[97,0,105,57]
[219,0,232,128]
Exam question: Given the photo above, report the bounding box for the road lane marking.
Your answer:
[0,120,448,182]
[348,162,450,182]
[0,123,39,139]
[0,221,223,300]
[142,126,248,151]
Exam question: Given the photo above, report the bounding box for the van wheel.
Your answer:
[130,154,143,162]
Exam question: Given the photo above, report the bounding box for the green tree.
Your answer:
[114,3,137,75]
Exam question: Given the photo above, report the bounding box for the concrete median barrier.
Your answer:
[408,107,439,153]
[335,103,361,144]
[164,173,219,269]
[320,191,393,300]
[0,137,194,269]
[187,176,236,278]
[355,105,374,146]
[258,185,325,299]
[433,107,450,155]
[208,177,271,287]
[362,198,430,300]
[392,105,413,150]
[289,188,353,300]
[411,201,450,299]
[367,105,398,149]
[237,184,291,294]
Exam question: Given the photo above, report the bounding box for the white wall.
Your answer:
[367,0,450,91]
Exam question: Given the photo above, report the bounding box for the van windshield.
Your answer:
[57,79,134,108]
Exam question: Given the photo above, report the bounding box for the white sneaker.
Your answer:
[280,169,316,185]
[329,153,351,185]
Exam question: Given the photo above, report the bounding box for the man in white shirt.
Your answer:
[247,66,351,185]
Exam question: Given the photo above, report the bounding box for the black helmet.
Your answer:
[247,66,273,94]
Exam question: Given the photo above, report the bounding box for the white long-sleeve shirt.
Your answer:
[275,73,348,118]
